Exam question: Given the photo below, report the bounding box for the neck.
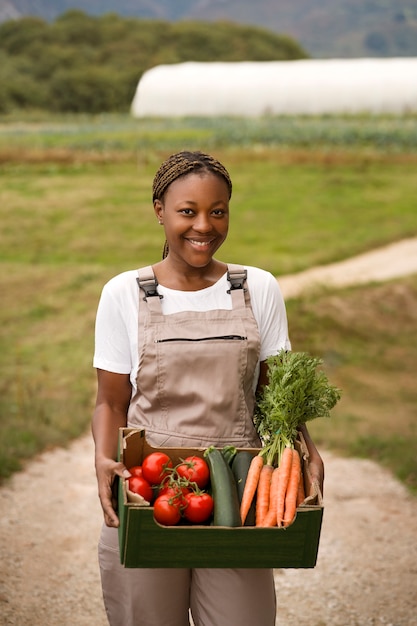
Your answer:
[153,258,227,291]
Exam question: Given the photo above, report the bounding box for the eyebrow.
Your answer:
[176,200,228,208]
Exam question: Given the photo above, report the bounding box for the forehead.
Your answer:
[165,171,230,200]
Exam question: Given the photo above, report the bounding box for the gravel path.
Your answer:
[1,238,417,626]
[278,236,417,298]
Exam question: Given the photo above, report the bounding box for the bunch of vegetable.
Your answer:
[127,446,258,528]
[241,349,342,528]
[127,452,214,526]
[126,352,340,530]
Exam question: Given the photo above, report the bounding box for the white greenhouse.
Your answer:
[131,58,417,117]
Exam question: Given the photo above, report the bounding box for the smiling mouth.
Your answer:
[188,239,213,247]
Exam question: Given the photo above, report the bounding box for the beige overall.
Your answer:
[98,265,277,626]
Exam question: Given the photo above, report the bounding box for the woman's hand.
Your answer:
[306,455,324,498]
[95,455,131,527]
[298,424,324,497]
[92,370,132,527]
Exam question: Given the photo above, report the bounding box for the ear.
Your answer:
[154,199,164,223]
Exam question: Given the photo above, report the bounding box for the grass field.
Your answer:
[1,114,416,491]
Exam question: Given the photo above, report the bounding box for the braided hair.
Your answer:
[152,151,232,203]
[153,151,232,258]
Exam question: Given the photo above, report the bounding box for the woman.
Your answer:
[92,150,324,626]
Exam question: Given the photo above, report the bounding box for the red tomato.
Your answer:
[158,484,190,508]
[183,492,214,524]
[176,456,210,489]
[142,452,173,485]
[153,495,182,526]
[128,465,143,477]
[128,475,153,503]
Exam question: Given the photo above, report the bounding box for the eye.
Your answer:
[179,208,195,216]
[212,208,228,217]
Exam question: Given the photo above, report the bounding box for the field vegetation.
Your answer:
[0,114,416,493]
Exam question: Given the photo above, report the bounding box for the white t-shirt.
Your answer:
[93,265,291,393]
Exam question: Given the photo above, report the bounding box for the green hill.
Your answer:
[0,11,307,114]
[2,0,417,57]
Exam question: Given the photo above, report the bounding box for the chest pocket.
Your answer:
[155,334,247,343]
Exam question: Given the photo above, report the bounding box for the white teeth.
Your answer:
[189,240,210,246]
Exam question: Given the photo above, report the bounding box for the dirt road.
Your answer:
[1,238,417,626]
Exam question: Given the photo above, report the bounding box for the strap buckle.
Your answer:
[136,277,163,300]
[227,268,247,293]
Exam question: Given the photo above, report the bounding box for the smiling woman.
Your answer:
[91,150,323,626]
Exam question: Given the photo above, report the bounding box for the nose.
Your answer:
[193,212,212,232]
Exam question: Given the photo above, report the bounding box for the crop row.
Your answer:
[0,114,416,153]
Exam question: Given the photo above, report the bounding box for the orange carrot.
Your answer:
[276,446,294,528]
[240,454,264,525]
[261,466,281,527]
[283,449,302,528]
[296,465,306,507]
[255,464,274,526]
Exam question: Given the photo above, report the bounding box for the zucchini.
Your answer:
[232,451,257,526]
[204,446,242,527]
[221,445,237,466]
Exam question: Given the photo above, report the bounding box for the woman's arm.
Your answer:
[256,360,269,393]
[92,369,132,527]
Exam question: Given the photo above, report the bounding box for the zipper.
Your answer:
[155,334,247,343]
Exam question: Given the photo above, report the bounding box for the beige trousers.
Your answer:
[99,525,276,626]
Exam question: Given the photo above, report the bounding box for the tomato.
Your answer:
[128,475,153,503]
[142,452,173,485]
[128,465,143,477]
[153,495,182,526]
[183,492,214,524]
[158,484,190,508]
[176,456,210,489]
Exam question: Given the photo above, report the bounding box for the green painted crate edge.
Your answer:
[118,428,323,568]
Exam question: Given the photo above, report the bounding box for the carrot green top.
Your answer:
[254,349,341,465]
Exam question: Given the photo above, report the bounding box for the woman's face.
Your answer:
[154,172,230,269]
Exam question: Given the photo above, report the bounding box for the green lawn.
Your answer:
[1,114,416,491]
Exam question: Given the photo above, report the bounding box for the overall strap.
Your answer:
[227,263,249,310]
[137,263,250,314]
[137,266,163,315]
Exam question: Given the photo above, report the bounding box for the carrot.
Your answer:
[283,449,302,528]
[239,454,264,525]
[261,466,280,527]
[276,446,294,528]
[255,464,274,526]
[296,465,306,507]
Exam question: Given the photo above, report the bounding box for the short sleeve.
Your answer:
[93,281,133,374]
[246,267,291,361]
